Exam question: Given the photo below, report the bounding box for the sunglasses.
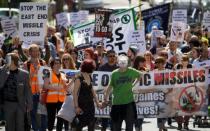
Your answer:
[54,62,61,65]
[63,58,70,61]
[108,55,115,58]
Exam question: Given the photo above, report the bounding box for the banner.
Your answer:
[72,22,104,47]
[105,8,136,55]
[1,18,18,38]
[94,8,113,37]
[142,3,170,33]
[19,2,48,42]
[37,67,208,118]
[172,9,187,24]
[170,22,186,42]
[132,68,208,118]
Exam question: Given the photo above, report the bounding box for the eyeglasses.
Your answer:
[108,55,115,58]
[160,54,168,56]
[63,58,70,61]
[54,62,61,65]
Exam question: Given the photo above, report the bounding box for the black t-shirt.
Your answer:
[98,63,118,72]
[3,69,19,102]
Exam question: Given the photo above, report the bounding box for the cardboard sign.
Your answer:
[94,8,113,37]
[69,12,80,27]
[105,8,136,55]
[19,2,48,42]
[151,30,164,48]
[56,12,70,29]
[1,18,18,38]
[202,11,210,37]
[72,22,104,47]
[170,22,186,42]
[128,30,146,55]
[79,10,89,24]
[172,9,187,24]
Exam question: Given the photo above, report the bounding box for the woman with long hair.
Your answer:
[61,53,76,70]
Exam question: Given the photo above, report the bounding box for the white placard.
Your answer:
[170,22,186,42]
[56,12,70,29]
[128,30,146,55]
[72,22,103,47]
[19,2,48,42]
[69,12,81,26]
[105,8,136,55]
[79,10,89,24]
[1,18,18,38]
[151,30,164,48]
[203,11,210,37]
[172,9,187,24]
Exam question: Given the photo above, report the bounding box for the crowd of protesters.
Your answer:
[0,19,210,131]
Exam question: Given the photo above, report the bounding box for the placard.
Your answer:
[170,22,186,42]
[1,18,18,38]
[172,9,187,24]
[56,12,70,29]
[94,8,113,37]
[128,30,146,55]
[19,2,48,42]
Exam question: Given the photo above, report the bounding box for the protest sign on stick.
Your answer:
[1,18,18,38]
[19,2,48,42]
[94,8,113,37]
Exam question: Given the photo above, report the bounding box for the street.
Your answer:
[1,118,210,130]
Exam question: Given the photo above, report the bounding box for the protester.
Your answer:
[98,50,118,131]
[0,53,33,131]
[189,47,200,64]
[103,55,142,131]
[64,39,74,53]
[127,44,139,66]
[68,48,81,69]
[144,51,155,70]
[154,57,168,131]
[22,44,48,131]
[167,41,182,66]
[0,49,4,66]
[133,55,148,131]
[174,55,192,130]
[43,57,70,131]
[72,59,101,131]
[61,53,76,70]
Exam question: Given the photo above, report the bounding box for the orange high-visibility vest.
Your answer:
[29,63,40,94]
[46,71,66,103]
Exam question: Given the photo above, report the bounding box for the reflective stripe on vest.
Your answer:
[30,63,40,94]
[46,71,66,103]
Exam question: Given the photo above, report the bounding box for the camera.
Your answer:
[42,69,50,79]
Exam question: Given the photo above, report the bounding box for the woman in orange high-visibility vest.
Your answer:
[43,57,70,131]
